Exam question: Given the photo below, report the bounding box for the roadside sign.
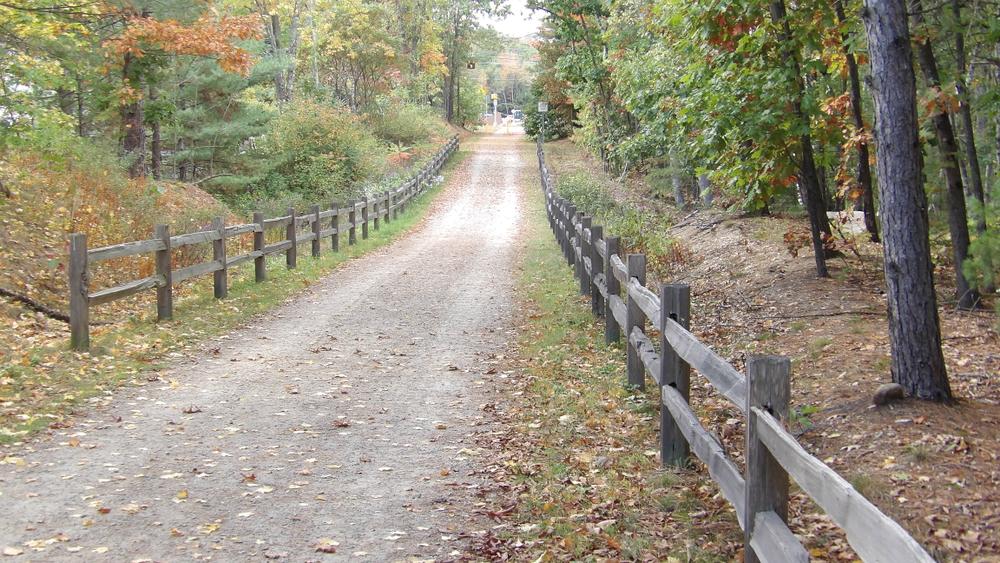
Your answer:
[538,101,549,112]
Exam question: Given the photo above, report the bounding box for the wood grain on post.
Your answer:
[253,212,266,282]
[311,204,321,258]
[565,204,577,266]
[373,197,380,231]
[579,216,592,295]
[212,216,227,298]
[591,225,604,317]
[572,211,584,281]
[604,236,622,344]
[154,224,172,320]
[286,207,297,268]
[330,202,340,252]
[625,253,647,389]
[68,233,89,350]
[361,197,369,240]
[348,201,357,245]
[660,284,691,466]
[745,355,791,563]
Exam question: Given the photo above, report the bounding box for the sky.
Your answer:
[480,0,545,38]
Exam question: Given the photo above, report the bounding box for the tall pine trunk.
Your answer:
[771,0,830,278]
[862,0,951,401]
[911,0,981,310]
[835,0,879,242]
[951,0,986,234]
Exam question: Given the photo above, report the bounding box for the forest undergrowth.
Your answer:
[520,138,1000,561]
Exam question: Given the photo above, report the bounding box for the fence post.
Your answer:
[625,253,647,389]
[382,193,390,224]
[745,355,792,563]
[212,216,227,298]
[311,204,321,258]
[154,224,172,320]
[392,191,400,220]
[253,212,266,282]
[659,284,691,466]
[330,202,340,252]
[286,207,297,268]
[590,225,604,317]
[361,197,370,240]
[348,201,357,246]
[563,201,573,264]
[604,236,621,344]
[579,216,592,295]
[68,233,89,350]
[573,211,584,282]
[373,197,380,231]
[565,204,577,267]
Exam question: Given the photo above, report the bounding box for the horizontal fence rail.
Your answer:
[67,136,459,350]
[534,141,933,563]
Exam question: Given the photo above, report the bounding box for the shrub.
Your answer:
[368,99,448,146]
[254,99,386,203]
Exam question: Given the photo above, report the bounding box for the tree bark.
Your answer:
[149,85,161,180]
[178,137,189,182]
[835,0,879,241]
[121,50,145,179]
[911,0,981,310]
[862,0,951,401]
[951,0,986,234]
[770,0,830,278]
[699,174,713,206]
[670,152,685,208]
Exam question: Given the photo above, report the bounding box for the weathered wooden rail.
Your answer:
[535,142,933,562]
[67,136,459,350]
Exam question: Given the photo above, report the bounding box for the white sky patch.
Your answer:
[480,0,544,38]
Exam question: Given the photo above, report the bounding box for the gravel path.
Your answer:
[0,133,526,561]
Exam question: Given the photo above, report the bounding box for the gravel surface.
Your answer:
[0,133,526,561]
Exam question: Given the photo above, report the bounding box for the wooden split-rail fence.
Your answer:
[67,136,459,351]
[535,142,933,563]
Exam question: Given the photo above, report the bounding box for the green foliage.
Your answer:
[554,169,686,276]
[963,189,1000,317]
[368,98,449,146]
[524,90,573,141]
[251,99,387,205]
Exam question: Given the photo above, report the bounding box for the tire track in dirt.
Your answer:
[0,133,527,561]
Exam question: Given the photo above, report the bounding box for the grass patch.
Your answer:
[477,141,739,559]
[0,149,468,444]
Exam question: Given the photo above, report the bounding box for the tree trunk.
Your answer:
[951,0,986,234]
[770,0,829,278]
[911,0,981,310]
[699,174,713,206]
[270,15,288,104]
[121,51,145,179]
[75,74,85,138]
[670,152,685,208]
[862,0,951,401]
[178,137,189,182]
[835,0,879,241]
[150,86,161,181]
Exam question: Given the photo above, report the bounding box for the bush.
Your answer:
[368,100,448,146]
[253,99,386,203]
[555,170,689,278]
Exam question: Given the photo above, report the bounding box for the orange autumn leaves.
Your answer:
[105,13,262,80]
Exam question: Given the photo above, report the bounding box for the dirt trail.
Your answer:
[0,134,527,561]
